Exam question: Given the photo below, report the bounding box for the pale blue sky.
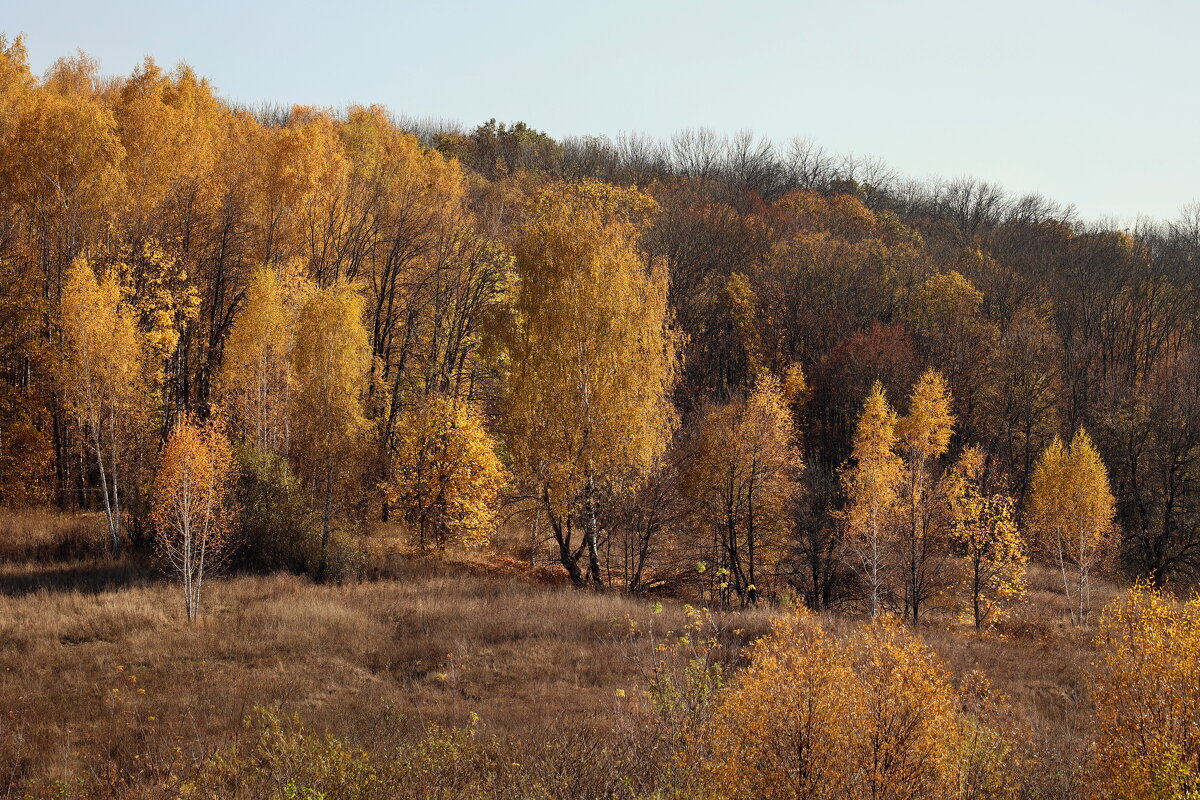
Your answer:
[8,0,1198,223]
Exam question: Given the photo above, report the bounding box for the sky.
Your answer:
[7,0,1198,223]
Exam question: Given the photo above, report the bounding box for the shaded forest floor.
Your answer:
[0,510,1112,798]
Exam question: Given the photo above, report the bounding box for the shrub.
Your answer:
[702,610,859,800]
[700,612,967,800]
[1090,583,1200,800]
[235,445,318,574]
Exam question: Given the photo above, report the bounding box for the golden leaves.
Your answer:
[702,611,962,800]
[1091,584,1200,799]
[290,280,372,465]
[947,445,1028,629]
[58,258,145,434]
[216,267,305,456]
[1027,428,1117,624]
[386,395,506,550]
[897,368,954,463]
[686,371,803,602]
[506,179,679,509]
[840,382,905,612]
[151,417,237,620]
[702,611,858,800]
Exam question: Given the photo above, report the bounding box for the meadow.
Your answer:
[0,510,1112,799]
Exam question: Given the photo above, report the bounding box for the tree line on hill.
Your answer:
[2,34,1199,624]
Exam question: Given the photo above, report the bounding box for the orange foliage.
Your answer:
[151,418,237,620]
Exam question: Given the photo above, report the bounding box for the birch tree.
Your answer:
[946,446,1028,630]
[151,418,236,620]
[58,259,144,554]
[895,369,954,624]
[1028,429,1116,625]
[290,280,371,579]
[841,381,903,618]
[505,179,679,588]
[686,372,801,605]
[216,266,308,456]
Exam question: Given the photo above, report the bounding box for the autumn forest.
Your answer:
[2,34,1200,799]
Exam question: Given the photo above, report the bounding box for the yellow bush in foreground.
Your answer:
[1091,584,1200,800]
[701,611,963,800]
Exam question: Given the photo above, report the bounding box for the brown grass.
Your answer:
[0,511,1118,798]
[0,518,771,796]
[0,509,108,563]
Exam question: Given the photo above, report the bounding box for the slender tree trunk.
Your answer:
[1078,528,1089,626]
[529,506,540,569]
[319,459,334,581]
[746,465,757,606]
[582,475,603,589]
[89,415,121,556]
[1057,536,1077,626]
[865,502,882,620]
[972,554,983,631]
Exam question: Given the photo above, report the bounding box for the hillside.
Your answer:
[2,34,1200,799]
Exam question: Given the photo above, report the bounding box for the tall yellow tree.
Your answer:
[12,55,126,302]
[259,107,349,267]
[841,381,904,618]
[1090,584,1200,799]
[947,446,1028,630]
[112,58,220,230]
[904,270,996,441]
[386,394,506,550]
[216,266,308,455]
[151,418,236,621]
[895,369,955,624]
[687,372,802,605]
[290,280,372,579]
[108,238,200,428]
[1028,429,1117,625]
[505,179,679,587]
[58,259,145,553]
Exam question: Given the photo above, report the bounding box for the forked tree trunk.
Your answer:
[544,489,585,586]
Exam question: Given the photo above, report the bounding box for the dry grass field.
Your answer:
[0,510,1112,798]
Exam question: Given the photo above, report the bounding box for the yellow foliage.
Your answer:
[781,360,812,407]
[387,395,507,550]
[505,178,679,584]
[1091,584,1200,799]
[703,611,860,799]
[947,446,1028,629]
[151,418,237,620]
[110,237,201,364]
[898,368,954,463]
[290,280,372,576]
[723,271,764,382]
[291,281,372,457]
[849,620,962,800]
[260,107,350,265]
[702,612,962,800]
[7,67,126,255]
[896,369,956,623]
[841,381,904,617]
[907,270,985,328]
[687,372,802,604]
[1028,428,1117,625]
[216,266,310,455]
[113,58,222,223]
[58,258,145,552]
